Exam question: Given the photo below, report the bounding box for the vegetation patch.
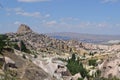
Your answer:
[66,54,88,78]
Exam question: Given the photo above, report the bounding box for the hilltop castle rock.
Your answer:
[17,24,32,33]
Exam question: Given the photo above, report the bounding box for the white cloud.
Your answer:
[6,7,23,12]
[18,0,51,2]
[6,7,50,18]
[79,22,109,28]
[6,7,41,17]
[42,19,112,28]
[8,8,41,17]
[14,21,21,25]
[102,0,119,3]
[45,20,57,26]
[97,23,108,27]
[60,17,79,22]
[16,11,41,17]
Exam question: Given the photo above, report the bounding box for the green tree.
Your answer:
[0,34,8,70]
[20,40,27,52]
[96,69,101,77]
[19,40,30,53]
[0,34,7,54]
[71,53,76,61]
[13,43,19,50]
[67,54,88,78]
[88,59,97,66]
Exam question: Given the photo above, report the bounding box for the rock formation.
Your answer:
[3,24,120,80]
[17,24,32,33]
[98,52,120,78]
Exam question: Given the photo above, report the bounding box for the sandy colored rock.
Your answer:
[17,24,32,33]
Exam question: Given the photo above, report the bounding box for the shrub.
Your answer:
[66,54,88,78]
[88,59,97,66]
[0,34,7,54]
[20,40,31,53]
[22,54,26,59]
[34,54,37,58]
[78,78,83,80]
[13,43,19,50]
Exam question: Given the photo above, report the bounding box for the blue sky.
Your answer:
[0,0,120,35]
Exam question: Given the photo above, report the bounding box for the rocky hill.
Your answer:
[7,24,72,55]
[0,24,74,80]
[0,24,120,80]
[6,24,120,55]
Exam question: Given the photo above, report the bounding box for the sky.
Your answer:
[0,0,120,35]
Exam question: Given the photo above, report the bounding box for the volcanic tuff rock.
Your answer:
[17,24,32,33]
[98,52,120,78]
[7,24,120,55]
[3,24,120,79]
[7,25,71,55]
[2,50,52,80]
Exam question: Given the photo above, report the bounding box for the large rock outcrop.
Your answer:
[17,24,32,33]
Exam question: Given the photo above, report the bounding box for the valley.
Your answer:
[0,24,120,80]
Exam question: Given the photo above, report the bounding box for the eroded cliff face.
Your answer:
[98,52,120,78]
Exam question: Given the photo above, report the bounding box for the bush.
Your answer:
[13,43,19,50]
[88,59,97,66]
[22,54,26,59]
[96,69,101,77]
[34,54,37,58]
[0,61,4,69]
[66,54,88,78]
[3,70,18,80]
[20,41,27,52]
[21,41,31,53]
[0,34,7,54]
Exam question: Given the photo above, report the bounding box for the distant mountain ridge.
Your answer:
[46,32,120,44]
